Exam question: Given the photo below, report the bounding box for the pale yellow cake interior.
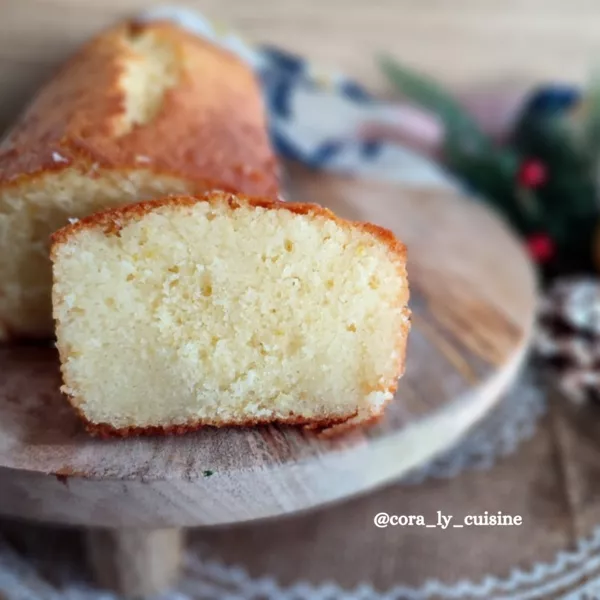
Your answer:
[52,198,409,429]
[0,169,193,338]
[0,26,191,340]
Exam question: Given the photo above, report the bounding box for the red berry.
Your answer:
[526,233,554,262]
[518,159,547,188]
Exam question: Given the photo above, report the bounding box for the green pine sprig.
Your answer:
[378,54,487,149]
[378,55,521,215]
[379,54,600,276]
[579,73,600,164]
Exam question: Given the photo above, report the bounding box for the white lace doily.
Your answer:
[4,523,600,600]
[183,529,600,600]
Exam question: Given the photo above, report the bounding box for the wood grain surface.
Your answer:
[0,169,537,528]
[0,0,598,133]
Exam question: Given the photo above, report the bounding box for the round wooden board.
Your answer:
[0,167,537,528]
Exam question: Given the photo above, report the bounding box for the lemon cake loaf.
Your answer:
[51,192,410,436]
[0,21,278,340]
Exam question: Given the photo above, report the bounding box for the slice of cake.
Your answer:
[0,21,277,340]
[51,192,410,436]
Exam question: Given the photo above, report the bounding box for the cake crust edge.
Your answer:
[51,190,408,262]
[77,409,361,439]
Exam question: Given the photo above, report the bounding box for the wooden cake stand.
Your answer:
[0,168,537,596]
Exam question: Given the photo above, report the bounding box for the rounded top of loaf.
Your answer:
[0,21,279,197]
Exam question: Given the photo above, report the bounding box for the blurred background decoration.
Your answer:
[381,58,600,279]
[382,60,594,275]
[374,56,600,406]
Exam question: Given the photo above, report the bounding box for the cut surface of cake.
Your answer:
[0,21,277,340]
[51,192,410,435]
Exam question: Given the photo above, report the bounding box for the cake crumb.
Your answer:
[51,192,410,435]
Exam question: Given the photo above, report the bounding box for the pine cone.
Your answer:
[535,278,600,404]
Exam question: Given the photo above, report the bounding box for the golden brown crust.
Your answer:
[51,190,407,263]
[78,410,359,439]
[0,20,278,197]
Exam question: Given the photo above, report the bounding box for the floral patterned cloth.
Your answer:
[142,6,453,188]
